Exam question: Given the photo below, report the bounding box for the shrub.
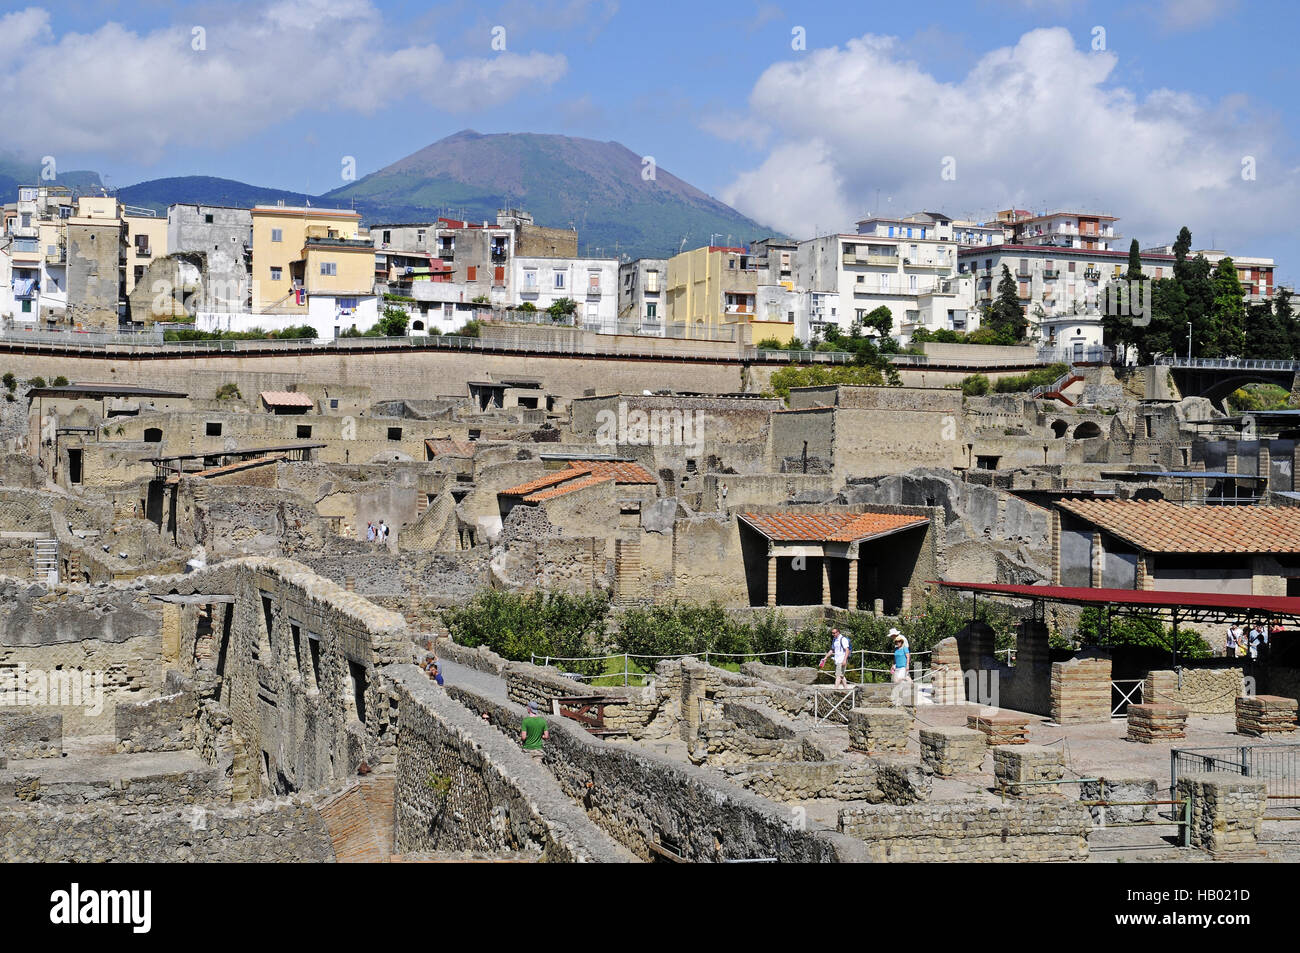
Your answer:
[441,589,611,677]
[960,373,990,396]
[215,383,242,401]
[51,375,69,386]
[768,364,885,400]
[27,376,46,388]
[1,373,14,391]
[452,319,482,338]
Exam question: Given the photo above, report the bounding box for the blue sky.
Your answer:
[3,0,1298,283]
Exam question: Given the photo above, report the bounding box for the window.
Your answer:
[330,399,339,409]
[205,422,222,437]
[553,270,566,289]
[588,273,600,292]
[878,273,889,292]
[387,427,402,441]
[204,214,214,224]
[856,275,865,283]
[416,229,425,244]
[493,266,504,284]
[646,302,657,320]
[382,230,391,244]
[337,297,358,311]
[144,428,163,443]
[466,266,477,281]
[645,271,659,293]
[908,275,918,292]
[271,229,283,243]
[524,269,538,290]
[296,425,312,438]
[270,266,282,281]
[320,262,337,276]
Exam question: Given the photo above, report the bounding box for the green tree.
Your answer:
[987,265,1027,341]
[1207,257,1246,357]
[547,297,577,320]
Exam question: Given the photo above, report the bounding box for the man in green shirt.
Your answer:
[519,700,549,756]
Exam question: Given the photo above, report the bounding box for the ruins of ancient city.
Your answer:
[1,335,1297,864]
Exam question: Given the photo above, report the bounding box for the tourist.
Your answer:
[891,630,911,684]
[379,520,389,542]
[520,700,549,756]
[819,626,852,687]
[1248,623,1266,661]
[1226,623,1242,658]
[366,522,375,543]
[423,653,443,685]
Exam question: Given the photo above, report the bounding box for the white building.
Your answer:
[512,256,618,332]
[791,213,964,344]
[956,243,1176,356]
[1005,210,1121,251]
[1141,246,1276,304]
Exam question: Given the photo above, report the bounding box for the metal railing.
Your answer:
[1111,679,1143,717]
[1158,356,1300,372]
[1170,742,1300,806]
[530,648,931,687]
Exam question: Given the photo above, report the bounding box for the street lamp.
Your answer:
[1186,322,1193,363]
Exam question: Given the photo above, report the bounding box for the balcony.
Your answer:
[491,249,508,263]
[1043,268,1060,279]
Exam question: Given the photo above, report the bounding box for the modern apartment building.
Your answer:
[251,205,365,319]
[1141,245,1276,304]
[1002,210,1121,251]
[617,258,668,335]
[513,255,619,332]
[665,244,779,342]
[956,244,1176,355]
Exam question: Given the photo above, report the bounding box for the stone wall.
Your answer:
[503,662,662,736]
[447,683,869,862]
[838,801,1091,862]
[720,758,930,804]
[389,666,628,862]
[1144,668,1245,715]
[0,712,62,759]
[9,765,223,807]
[1177,772,1267,856]
[114,678,197,753]
[1051,656,1112,724]
[0,797,335,861]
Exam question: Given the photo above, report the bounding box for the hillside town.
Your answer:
[3,187,1282,365]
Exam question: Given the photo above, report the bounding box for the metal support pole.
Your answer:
[624,653,629,687]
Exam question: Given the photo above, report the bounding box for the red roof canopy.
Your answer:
[934,581,1300,618]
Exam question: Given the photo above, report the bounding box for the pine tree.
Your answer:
[1207,258,1245,357]
[988,264,1027,342]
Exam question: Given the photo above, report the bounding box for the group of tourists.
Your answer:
[366,521,390,543]
[819,626,912,687]
[1225,621,1278,660]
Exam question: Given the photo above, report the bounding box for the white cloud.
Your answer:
[0,2,567,162]
[1158,0,1239,31]
[721,28,1295,255]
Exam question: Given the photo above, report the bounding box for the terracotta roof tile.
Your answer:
[260,390,314,408]
[571,460,657,484]
[425,438,476,458]
[1057,499,1300,554]
[499,470,580,497]
[742,511,929,542]
[524,474,613,502]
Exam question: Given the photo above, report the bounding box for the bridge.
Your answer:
[1159,357,1300,403]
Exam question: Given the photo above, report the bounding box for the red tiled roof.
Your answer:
[425,438,476,458]
[524,474,613,503]
[260,390,314,408]
[499,470,579,497]
[741,511,929,542]
[570,460,657,484]
[1057,499,1300,554]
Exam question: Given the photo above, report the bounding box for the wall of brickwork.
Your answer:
[1176,772,1267,856]
[1051,656,1112,724]
[838,801,1091,862]
[0,797,335,861]
[1144,668,1245,715]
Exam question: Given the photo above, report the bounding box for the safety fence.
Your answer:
[1170,743,1300,813]
[529,648,931,688]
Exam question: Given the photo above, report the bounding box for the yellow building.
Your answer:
[251,205,363,313]
[122,213,167,296]
[664,244,792,343]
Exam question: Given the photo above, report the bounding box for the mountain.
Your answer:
[322,130,776,259]
[0,153,103,202]
[114,176,317,215]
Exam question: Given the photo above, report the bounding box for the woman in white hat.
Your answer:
[889,629,911,685]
